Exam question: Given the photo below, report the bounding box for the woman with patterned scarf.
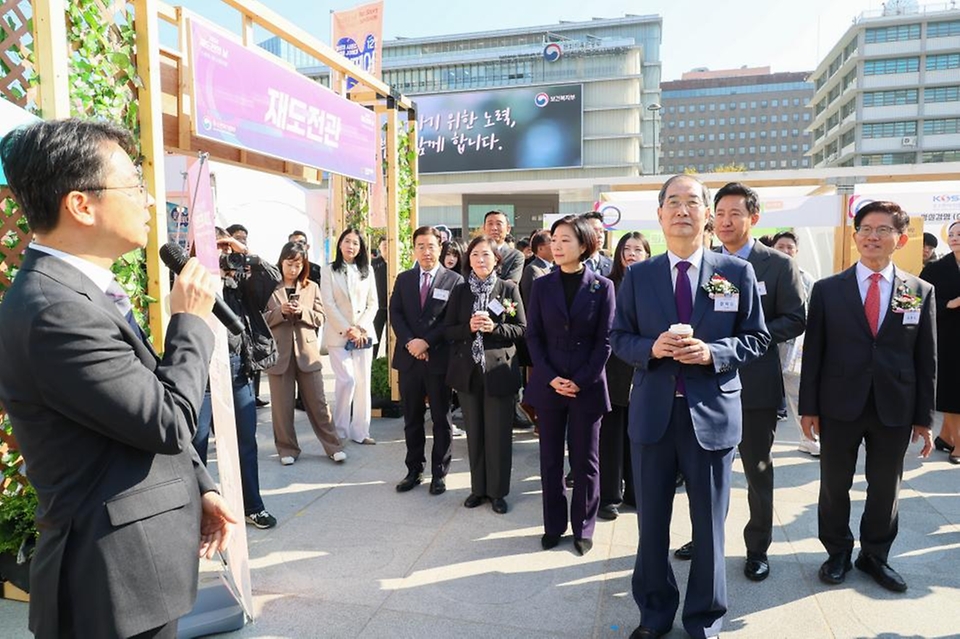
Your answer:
[444,235,526,514]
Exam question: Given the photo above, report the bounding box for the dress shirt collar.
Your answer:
[667,246,704,274]
[856,260,895,285]
[30,242,115,294]
[721,238,755,260]
[418,263,441,280]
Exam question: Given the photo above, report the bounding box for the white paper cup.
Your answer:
[669,323,693,338]
[473,310,489,317]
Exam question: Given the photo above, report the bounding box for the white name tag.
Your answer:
[432,288,450,301]
[757,281,767,296]
[487,298,505,315]
[714,294,739,313]
[902,310,920,325]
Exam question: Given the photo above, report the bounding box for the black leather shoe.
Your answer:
[428,476,446,495]
[674,540,694,560]
[491,497,508,514]
[598,504,619,520]
[675,472,684,488]
[564,472,574,488]
[574,537,593,555]
[950,455,960,465]
[934,436,955,453]
[541,533,561,550]
[855,552,907,592]
[744,553,770,581]
[395,473,422,493]
[463,494,485,508]
[818,552,853,585]
[629,625,668,639]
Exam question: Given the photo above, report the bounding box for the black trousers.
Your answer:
[399,364,453,477]
[818,393,912,562]
[599,404,634,507]
[459,383,514,499]
[372,309,388,359]
[738,407,778,555]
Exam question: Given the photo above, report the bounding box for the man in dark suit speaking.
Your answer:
[391,226,463,495]
[800,200,935,593]
[612,174,769,639]
[0,119,236,638]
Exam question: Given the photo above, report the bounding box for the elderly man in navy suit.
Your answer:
[612,174,769,639]
[391,226,464,495]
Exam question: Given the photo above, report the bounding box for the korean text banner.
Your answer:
[332,0,383,92]
[416,84,583,173]
[189,19,377,182]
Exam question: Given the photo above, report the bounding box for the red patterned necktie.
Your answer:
[864,272,882,337]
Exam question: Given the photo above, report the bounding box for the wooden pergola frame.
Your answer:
[32,0,417,349]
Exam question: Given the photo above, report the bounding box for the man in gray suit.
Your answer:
[674,183,806,580]
[519,229,552,305]
[0,119,236,638]
[581,211,614,276]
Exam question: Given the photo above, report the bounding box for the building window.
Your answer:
[862,120,917,138]
[865,24,920,43]
[772,99,779,108]
[720,103,726,111]
[863,89,918,107]
[861,153,915,165]
[719,133,726,140]
[679,121,685,128]
[750,146,757,153]
[759,145,766,153]
[750,101,757,108]
[926,20,960,38]
[719,118,726,125]
[803,113,810,121]
[739,132,746,140]
[924,118,960,135]
[791,129,799,136]
[793,98,800,106]
[771,130,778,138]
[759,160,767,169]
[709,118,716,126]
[719,148,726,156]
[699,134,706,142]
[780,144,788,152]
[699,119,706,126]
[750,116,757,124]
[926,53,960,71]
[863,57,920,75]
[925,86,960,103]
[739,117,746,125]
[748,161,756,170]
[688,120,695,127]
[771,115,778,123]
[709,103,716,111]
[921,149,960,162]
[679,105,686,113]
[708,134,715,141]
[761,100,768,108]
[750,131,757,139]
[791,159,798,167]
[739,102,746,109]
[678,135,686,142]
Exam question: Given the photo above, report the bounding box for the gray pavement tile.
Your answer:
[208,595,376,638]
[359,608,577,639]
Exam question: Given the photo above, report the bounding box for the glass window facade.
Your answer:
[861,121,917,138]
[863,89,918,106]
[863,57,920,75]
[865,24,921,43]
[926,53,960,71]
[923,118,960,135]
[925,86,960,103]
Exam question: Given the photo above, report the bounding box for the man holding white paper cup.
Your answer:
[612,174,769,639]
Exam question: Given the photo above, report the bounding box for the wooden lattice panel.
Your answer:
[0,0,36,110]
[0,187,27,474]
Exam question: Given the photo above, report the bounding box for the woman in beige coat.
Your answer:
[265,241,345,465]
[320,228,379,444]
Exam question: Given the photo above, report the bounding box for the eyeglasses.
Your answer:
[87,182,150,206]
[665,199,705,211]
[855,225,897,238]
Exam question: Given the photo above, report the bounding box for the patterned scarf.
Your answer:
[468,270,497,371]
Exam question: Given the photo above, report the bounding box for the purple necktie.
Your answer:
[675,261,692,395]
[419,272,431,309]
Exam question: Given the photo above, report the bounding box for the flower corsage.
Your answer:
[702,273,739,298]
[891,284,922,313]
[502,299,518,317]
[589,280,602,293]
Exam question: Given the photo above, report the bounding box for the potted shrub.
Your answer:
[370,356,401,418]
[0,416,36,594]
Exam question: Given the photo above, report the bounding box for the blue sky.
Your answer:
[174,0,881,80]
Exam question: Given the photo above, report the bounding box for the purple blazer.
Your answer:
[524,266,615,413]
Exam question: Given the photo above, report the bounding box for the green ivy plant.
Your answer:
[67,0,153,329]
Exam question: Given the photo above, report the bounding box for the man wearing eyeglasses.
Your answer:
[612,174,769,639]
[0,119,236,638]
[800,200,936,594]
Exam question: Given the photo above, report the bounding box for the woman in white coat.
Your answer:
[320,227,379,444]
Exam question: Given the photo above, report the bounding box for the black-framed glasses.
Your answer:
[855,225,897,238]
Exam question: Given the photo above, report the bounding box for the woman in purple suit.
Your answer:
[526,215,616,554]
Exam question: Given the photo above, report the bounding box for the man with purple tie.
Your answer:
[612,174,769,639]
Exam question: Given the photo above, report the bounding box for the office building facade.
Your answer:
[261,15,662,236]
[808,3,960,167]
[659,67,814,174]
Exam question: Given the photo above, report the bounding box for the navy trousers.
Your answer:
[631,397,733,639]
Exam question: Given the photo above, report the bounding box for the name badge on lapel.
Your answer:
[756,281,767,296]
[487,298,505,316]
[714,294,739,313]
[902,310,920,325]
[432,288,450,301]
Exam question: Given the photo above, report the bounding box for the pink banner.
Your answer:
[189,18,377,182]
[186,156,254,617]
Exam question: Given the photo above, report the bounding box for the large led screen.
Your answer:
[415,84,583,173]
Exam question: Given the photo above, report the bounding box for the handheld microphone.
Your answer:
[159,242,245,335]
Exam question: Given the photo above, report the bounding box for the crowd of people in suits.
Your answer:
[2,117,956,638]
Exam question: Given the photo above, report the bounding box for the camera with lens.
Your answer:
[219,252,261,271]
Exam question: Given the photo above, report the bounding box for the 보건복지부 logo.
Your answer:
[535,92,550,108]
